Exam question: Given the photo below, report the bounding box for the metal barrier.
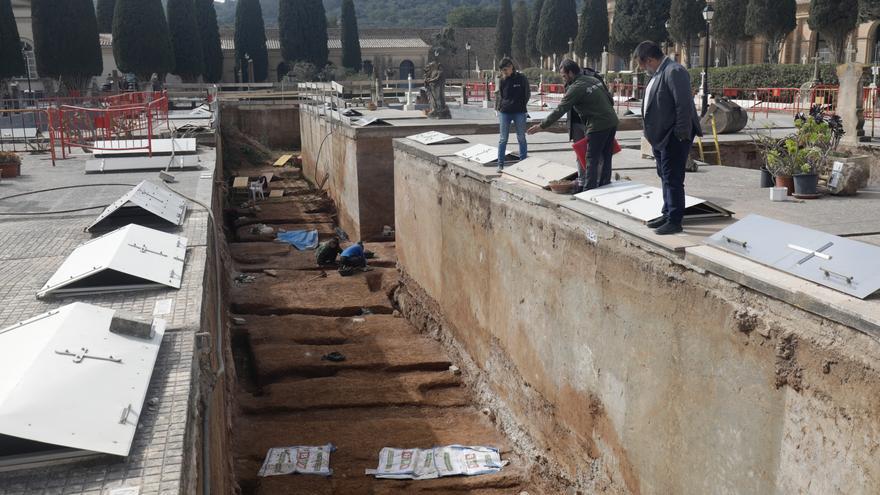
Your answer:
[0,107,56,161]
[57,96,168,158]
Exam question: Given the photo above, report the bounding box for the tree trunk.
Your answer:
[830,35,846,64]
[767,36,782,65]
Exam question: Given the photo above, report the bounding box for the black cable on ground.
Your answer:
[0,183,136,216]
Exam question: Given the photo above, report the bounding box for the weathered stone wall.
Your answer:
[393,144,880,494]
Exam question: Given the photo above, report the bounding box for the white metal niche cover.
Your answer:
[706,214,880,299]
[504,156,577,188]
[351,117,391,127]
[406,131,468,145]
[91,138,197,156]
[85,154,201,173]
[575,181,731,222]
[454,144,518,166]
[86,180,188,232]
[38,224,188,298]
[0,303,165,461]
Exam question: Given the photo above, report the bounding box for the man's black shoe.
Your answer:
[646,216,668,229]
[654,222,683,235]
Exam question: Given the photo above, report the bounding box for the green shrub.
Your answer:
[521,67,562,84]
[685,64,845,90]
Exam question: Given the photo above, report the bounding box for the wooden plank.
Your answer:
[274,154,292,167]
[233,176,249,189]
[269,189,284,198]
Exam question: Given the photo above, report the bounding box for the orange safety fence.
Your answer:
[57,96,168,159]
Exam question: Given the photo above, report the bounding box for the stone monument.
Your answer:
[799,55,821,110]
[424,60,451,119]
[701,98,749,134]
[837,43,867,145]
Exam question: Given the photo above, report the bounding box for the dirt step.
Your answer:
[237,467,531,495]
[236,222,337,242]
[235,212,336,228]
[234,200,336,221]
[234,314,421,347]
[250,337,452,383]
[238,372,467,414]
[230,268,398,316]
[229,242,398,271]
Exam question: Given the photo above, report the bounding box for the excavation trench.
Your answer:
[222,144,536,494]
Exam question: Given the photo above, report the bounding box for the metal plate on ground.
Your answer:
[575,181,732,222]
[706,214,880,299]
[38,224,188,298]
[91,138,197,156]
[351,117,391,127]
[85,154,201,173]
[504,157,577,188]
[406,131,468,145]
[0,127,38,140]
[86,180,188,232]
[0,303,164,458]
[454,144,518,166]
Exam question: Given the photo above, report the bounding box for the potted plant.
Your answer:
[751,131,781,188]
[791,112,833,197]
[0,151,21,178]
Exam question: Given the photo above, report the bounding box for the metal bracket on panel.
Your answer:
[820,267,854,285]
[722,236,748,249]
[119,403,133,425]
[129,243,168,257]
[55,347,123,364]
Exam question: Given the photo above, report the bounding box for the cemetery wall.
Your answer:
[393,142,880,494]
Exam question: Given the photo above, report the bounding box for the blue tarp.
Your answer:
[276,229,319,250]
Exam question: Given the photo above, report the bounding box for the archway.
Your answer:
[277,62,290,82]
[399,60,415,80]
[362,60,374,77]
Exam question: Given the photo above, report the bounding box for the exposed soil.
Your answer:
[225,162,533,494]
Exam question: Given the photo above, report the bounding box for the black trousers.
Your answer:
[652,137,693,225]
[584,127,617,191]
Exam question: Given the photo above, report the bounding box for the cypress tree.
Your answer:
[195,0,224,83]
[809,0,859,63]
[235,0,269,82]
[610,0,671,60]
[512,0,529,67]
[0,0,25,80]
[340,0,361,71]
[537,0,578,59]
[575,0,609,68]
[167,0,204,82]
[96,0,116,34]
[667,0,705,66]
[279,0,307,63]
[713,0,749,65]
[113,0,173,80]
[307,0,330,68]
[527,0,544,66]
[32,0,102,90]
[496,0,513,59]
[745,0,796,63]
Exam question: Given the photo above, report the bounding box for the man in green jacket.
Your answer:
[528,59,619,192]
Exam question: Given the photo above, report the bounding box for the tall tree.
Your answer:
[340,0,361,71]
[527,0,544,66]
[512,0,529,66]
[610,0,671,60]
[809,0,859,63]
[712,0,749,66]
[496,0,513,58]
[235,0,268,82]
[0,0,25,81]
[667,0,704,66]
[113,0,172,80]
[167,0,204,82]
[96,0,116,34]
[195,0,224,83]
[745,0,796,63]
[575,0,610,68]
[537,0,579,59]
[306,0,329,68]
[32,0,102,91]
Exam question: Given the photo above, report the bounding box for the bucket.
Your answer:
[770,187,788,201]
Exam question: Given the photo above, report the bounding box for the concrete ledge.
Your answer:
[686,245,880,339]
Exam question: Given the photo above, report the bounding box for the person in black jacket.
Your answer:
[495,57,531,173]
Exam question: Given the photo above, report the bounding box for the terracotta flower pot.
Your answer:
[775,175,794,196]
[0,160,20,179]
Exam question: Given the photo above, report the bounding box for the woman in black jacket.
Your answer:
[495,57,531,173]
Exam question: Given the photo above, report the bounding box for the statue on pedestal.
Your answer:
[424,60,451,119]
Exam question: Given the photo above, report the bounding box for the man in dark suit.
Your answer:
[636,41,702,235]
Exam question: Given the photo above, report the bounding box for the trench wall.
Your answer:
[298,106,504,241]
[393,144,880,494]
[220,103,301,149]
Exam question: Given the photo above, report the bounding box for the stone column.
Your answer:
[837,58,867,145]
